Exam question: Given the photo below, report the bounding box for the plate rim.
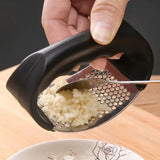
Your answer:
[7,139,144,160]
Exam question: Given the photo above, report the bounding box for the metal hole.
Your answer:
[120,85,124,89]
[104,83,109,86]
[99,93,103,97]
[105,100,109,103]
[95,73,99,76]
[110,99,114,102]
[110,88,115,91]
[85,73,90,78]
[98,75,103,79]
[119,90,123,94]
[110,76,115,80]
[117,94,121,98]
[103,74,107,79]
[107,84,112,88]
[107,73,111,77]
[115,98,119,102]
[112,95,116,99]
[105,110,109,114]
[94,75,98,78]
[98,86,102,90]
[100,100,105,104]
[102,97,107,100]
[99,84,104,87]
[107,96,111,99]
[96,90,100,94]
[117,83,120,86]
[101,89,105,93]
[120,97,124,101]
[115,87,119,90]
[106,89,110,92]
[93,88,97,91]
[122,93,126,97]
[109,92,113,96]
[112,84,117,88]
[114,91,118,95]
[119,101,123,105]
[123,88,127,93]
[127,92,131,96]
[125,96,130,100]
[112,106,116,110]
[102,85,107,89]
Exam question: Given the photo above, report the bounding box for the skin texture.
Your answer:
[42,0,129,70]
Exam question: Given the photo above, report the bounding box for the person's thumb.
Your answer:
[90,0,129,45]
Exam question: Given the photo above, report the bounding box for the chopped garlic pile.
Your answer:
[38,79,109,127]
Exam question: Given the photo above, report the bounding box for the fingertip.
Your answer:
[90,0,128,45]
[90,22,114,45]
[90,57,107,71]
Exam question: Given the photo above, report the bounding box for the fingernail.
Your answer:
[90,58,107,71]
[109,52,124,60]
[91,22,114,44]
[111,55,120,60]
[94,64,105,72]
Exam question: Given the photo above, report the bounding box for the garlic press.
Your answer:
[6,21,153,132]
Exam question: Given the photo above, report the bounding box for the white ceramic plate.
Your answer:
[8,139,144,160]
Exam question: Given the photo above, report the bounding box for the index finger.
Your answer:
[42,0,72,44]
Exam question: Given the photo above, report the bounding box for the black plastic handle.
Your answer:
[6,21,153,130]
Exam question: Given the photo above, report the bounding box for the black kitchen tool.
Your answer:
[6,21,153,132]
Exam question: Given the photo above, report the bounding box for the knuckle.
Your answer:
[41,18,45,28]
[41,14,46,28]
[41,18,52,30]
[92,1,124,18]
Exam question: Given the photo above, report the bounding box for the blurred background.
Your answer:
[0,0,159,74]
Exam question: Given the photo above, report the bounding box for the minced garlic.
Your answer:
[38,79,109,127]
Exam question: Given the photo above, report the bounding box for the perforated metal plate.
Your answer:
[83,69,131,118]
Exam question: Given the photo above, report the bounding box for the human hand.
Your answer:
[42,0,129,70]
